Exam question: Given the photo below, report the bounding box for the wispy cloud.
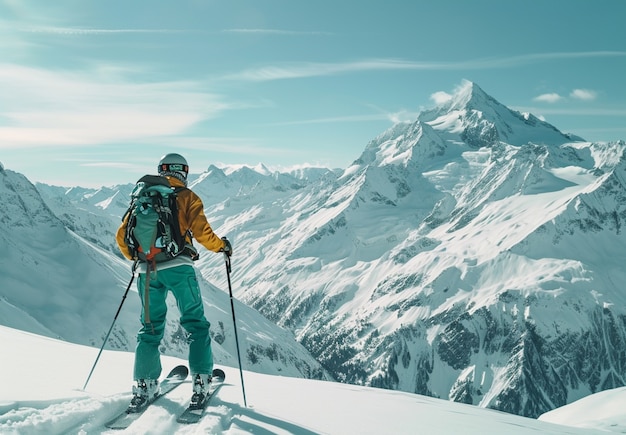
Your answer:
[513,106,626,117]
[223,51,626,82]
[570,89,597,101]
[17,26,193,36]
[533,88,599,104]
[80,162,137,168]
[533,93,564,103]
[430,91,453,105]
[223,59,447,82]
[0,63,230,148]
[135,135,287,156]
[222,28,332,36]
[17,26,331,37]
[268,114,391,126]
[266,109,418,127]
[475,51,626,68]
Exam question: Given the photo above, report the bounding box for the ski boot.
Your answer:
[128,379,160,412]
[190,373,212,409]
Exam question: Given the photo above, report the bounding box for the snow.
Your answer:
[3,81,626,432]
[541,388,626,432]
[0,324,622,435]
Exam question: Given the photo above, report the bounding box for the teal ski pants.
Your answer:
[134,265,213,380]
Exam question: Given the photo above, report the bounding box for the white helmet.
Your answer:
[158,153,189,184]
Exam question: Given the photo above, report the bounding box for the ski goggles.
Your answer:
[159,163,189,173]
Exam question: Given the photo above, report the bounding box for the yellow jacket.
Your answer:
[115,176,225,261]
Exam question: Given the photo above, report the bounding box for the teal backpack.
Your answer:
[122,175,186,263]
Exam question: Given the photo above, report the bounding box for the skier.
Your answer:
[115,152,232,410]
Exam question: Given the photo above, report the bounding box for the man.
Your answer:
[115,152,232,409]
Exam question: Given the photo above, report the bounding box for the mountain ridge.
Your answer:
[0,168,332,381]
[216,82,625,417]
[9,81,626,418]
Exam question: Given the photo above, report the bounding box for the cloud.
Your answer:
[222,51,626,82]
[80,162,137,168]
[430,91,453,105]
[570,89,597,101]
[222,28,332,36]
[17,25,330,38]
[532,88,599,104]
[268,114,392,126]
[474,51,626,68]
[0,63,230,148]
[20,26,189,35]
[222,59,441,82]
[266,102,418,127]
[533,93,564,103]
[513,106,626,117]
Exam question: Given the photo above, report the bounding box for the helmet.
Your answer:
[158,153,189,184]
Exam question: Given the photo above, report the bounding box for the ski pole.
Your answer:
[224,253,248,407]
[83,261,137,391]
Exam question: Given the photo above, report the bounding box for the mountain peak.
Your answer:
[354,81,581,171]
[426,80,492,113]
[206,164,226,176]
[444,80,493,111]
[422,80,583,147]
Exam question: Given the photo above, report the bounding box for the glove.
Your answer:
[221,236,233,257]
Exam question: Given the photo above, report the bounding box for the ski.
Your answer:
[176,368,226,424]
[105,365,189,430]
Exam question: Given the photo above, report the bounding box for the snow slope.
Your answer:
[0,167,330,381]
[0,325,619,435]
[11,81,626,420]
[186,83,626,417]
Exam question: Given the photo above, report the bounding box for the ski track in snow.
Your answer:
[0,395,125,434]
[0,395,313,435]
[4,83,626,434]
[0,324,620,435]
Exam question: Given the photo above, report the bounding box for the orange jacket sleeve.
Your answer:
[177,187,225,253]
[115,212,134,260]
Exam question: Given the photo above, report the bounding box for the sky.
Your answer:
[0,0,624,187]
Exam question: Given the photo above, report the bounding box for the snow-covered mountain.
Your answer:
[193,81,626,418]
[0,166,330,381]
[34,183,125,255]
[12,80,626,419]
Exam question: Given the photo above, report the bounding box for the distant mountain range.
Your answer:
[0,168,330,381]
[3,80,626,418]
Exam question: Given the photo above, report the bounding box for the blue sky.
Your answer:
[1,0,624,187]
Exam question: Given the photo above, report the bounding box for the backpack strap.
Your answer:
[170,186,199,260]
[169,186,186,252]
[143,260,157,333]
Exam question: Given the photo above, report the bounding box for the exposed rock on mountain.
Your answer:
[1,169,331,380]
[23,81,626,418]
[197,82,625,418]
